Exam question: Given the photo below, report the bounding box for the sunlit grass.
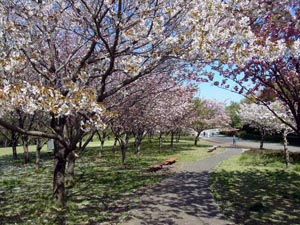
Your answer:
[0,136,219,224]
[210,149,300,225]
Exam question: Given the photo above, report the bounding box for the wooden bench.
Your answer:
[148,163,164,172]
[208,145,219,152]
[148,157,178,172]
[163,157,177,165]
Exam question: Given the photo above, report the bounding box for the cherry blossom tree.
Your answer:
[268,102,296,167]
[191,98,231,146]
[0,115,20,159]
[239,102,296,166]
[1,0,297,206]
[239,103,278,149]
[206,1,300,133]
[106,72,195,162]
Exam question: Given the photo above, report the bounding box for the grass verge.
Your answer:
[210,149,300,225]
[0,136,220,225]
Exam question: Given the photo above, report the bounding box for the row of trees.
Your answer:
[225,99,296,168]
[0,71,230,205]
[0,0,299,205]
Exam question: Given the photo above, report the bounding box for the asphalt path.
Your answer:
[120,147,243,225]
[118,135,299,225]
[201,134,300,152]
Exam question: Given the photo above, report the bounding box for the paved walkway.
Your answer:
[202,134,300,152]
[121,147,242,225]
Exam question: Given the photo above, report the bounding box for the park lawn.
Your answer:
[0,136,221,225]
[0,139,118,157]
[0,145,48,157]
[210,149,300,225]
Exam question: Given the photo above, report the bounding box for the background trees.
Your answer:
[226,102,242,129]
[206,1,300,133]
[239,103,279,149]
[191,98,231,146]
[239,101,296,166]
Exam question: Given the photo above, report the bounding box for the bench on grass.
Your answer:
[207,145,219,152]
[148,163,164,172]
[163,157,177,165]
[148,157,178,172]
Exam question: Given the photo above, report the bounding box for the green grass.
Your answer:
[210,149,300,225]
[0,145,46,157]
[0,136,220,225]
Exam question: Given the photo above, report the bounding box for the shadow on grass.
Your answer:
[211,151,300,225]
[0,150,53,169]
[0,138,215,224]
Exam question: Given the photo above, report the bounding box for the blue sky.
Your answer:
[193,64,244,104]
[196,82,244,104]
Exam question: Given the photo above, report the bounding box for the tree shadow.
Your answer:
[121,170,227,224]
[211,169,300,225]
[0,138,217,224]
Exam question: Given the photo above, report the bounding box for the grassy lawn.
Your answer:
[0,136,221,225]
[210,149,300,225]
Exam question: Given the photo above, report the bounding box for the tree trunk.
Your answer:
[97,131,106,158]
[120,141,126,166]
[135,134,142,155]
[159,132,163,152]
[51,116,69,206]
[12,144,18,160]
[170,131,174,147]
[65,131,94,190]
[11,132,18,160]
[176,131,181,143]
[136,141,141,154]
[282,129,290,167]
[260,129,265,149]
[78,138,82,149]
[35,139,43,168]
[65,151,76,188]
[194,132,201,146]
[112,137,118,154]
[53,141,67,206]
[22,135,30,164]
[148,131,153,143]
[125,133,130,146]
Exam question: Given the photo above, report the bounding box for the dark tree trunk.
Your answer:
[260,129,265,149]
[78,138,82,149]
[12,144,18,160]
[176,131,181,143]
[100,137,105,157]
[125,133,130,146]
[65,131,94,190]
[35,139,43,168]
[11,132,18,160]
[170,131,175,147]
[120,141,126,166]
[194,132,201,146]
[112,137,118,154]
[22,135,30,164]
[135,134,143,155]
[53,141,67,206]
[65,151,76,188]
[159,132,163,152]
[148,131,153,143]
[51,116,69,206]
[282,129,290,167]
